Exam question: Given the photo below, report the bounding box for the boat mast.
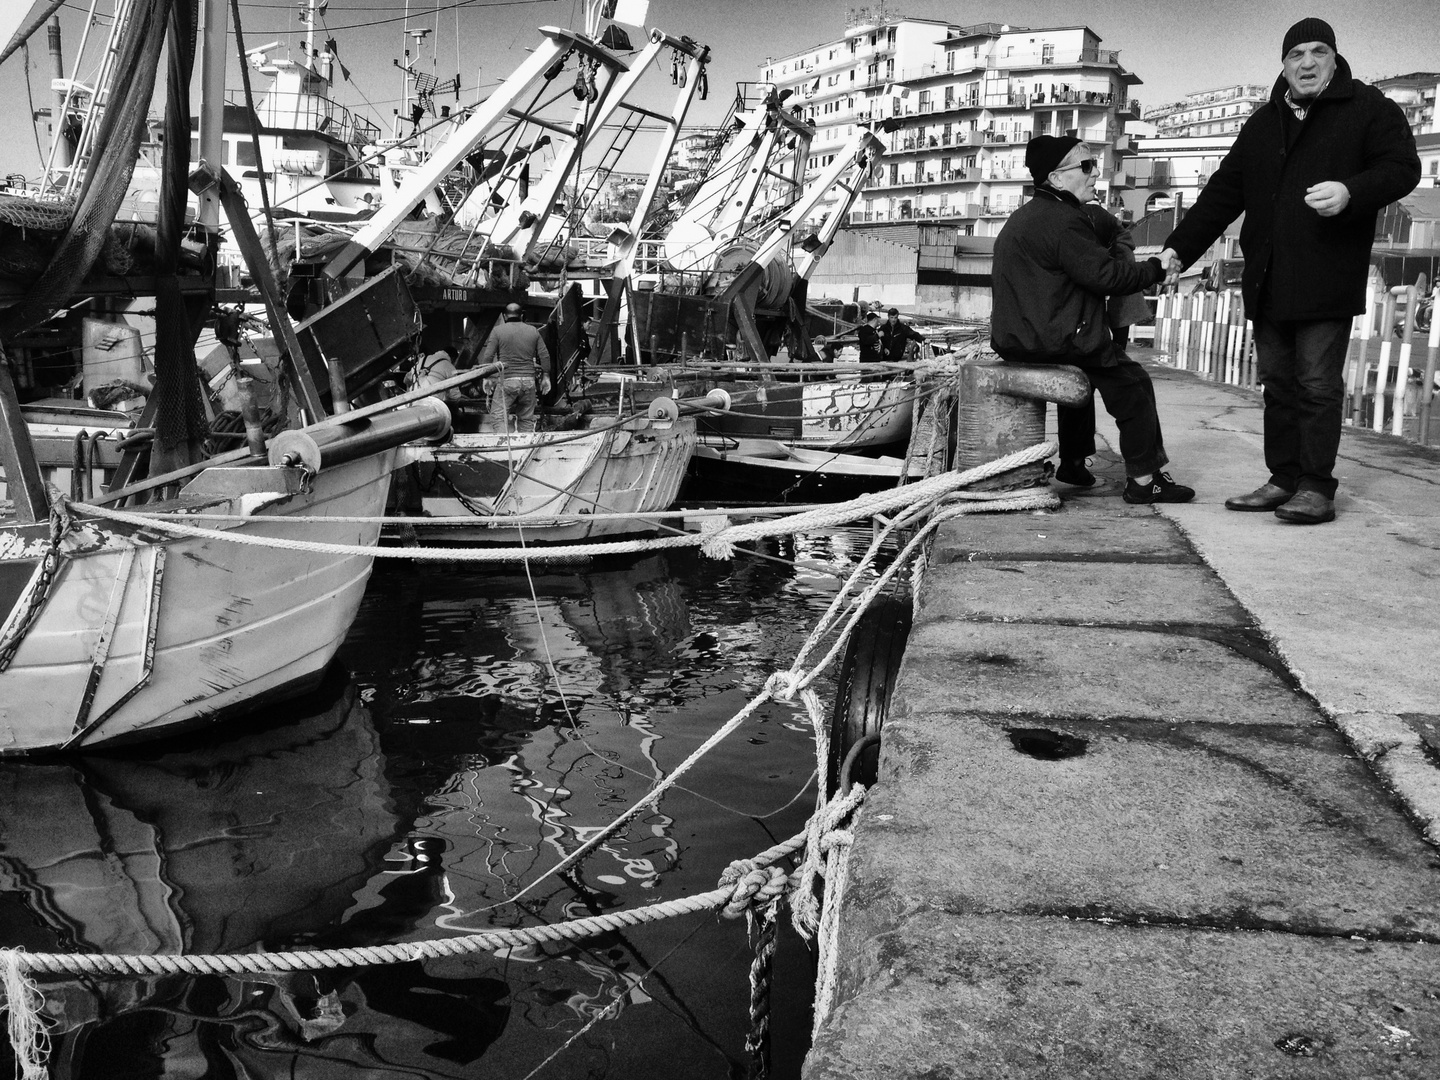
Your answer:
[196,0,228,230]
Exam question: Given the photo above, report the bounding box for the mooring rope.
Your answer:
[0,830,807,981]
[62,441,1058,564]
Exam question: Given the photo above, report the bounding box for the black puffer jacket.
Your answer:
[1164,56,1420,321]
[991,187,1164,368]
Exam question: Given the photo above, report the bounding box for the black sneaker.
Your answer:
[1055,460,1096,487]
[1123,471,1195,504]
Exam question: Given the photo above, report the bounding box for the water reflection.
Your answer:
[0,533,891,1078]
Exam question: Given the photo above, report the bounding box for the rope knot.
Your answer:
[720,864,788,920]
[764,671,801,701]
[697,514,735,560]
[47,489,73,546]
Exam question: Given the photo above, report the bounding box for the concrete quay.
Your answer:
[803,352,1440,1079]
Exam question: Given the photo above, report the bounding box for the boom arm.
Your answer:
[323,27,626,280]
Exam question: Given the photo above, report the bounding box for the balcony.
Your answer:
[987,48,1124,70]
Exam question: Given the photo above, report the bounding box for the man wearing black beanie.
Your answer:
[992,138,1194,504]
[1161,18,1420,524]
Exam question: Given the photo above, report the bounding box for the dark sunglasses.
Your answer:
[1056,158,1097,175]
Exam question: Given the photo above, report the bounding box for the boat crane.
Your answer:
[617,101,891,366]
[323,5,709,285]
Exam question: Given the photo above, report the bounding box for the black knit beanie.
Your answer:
[1025,135,1081,182]
[1281,18,1336,57]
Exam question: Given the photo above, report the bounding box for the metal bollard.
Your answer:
[954,357,1091,489]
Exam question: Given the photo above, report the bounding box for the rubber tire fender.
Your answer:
[826,591,913,796]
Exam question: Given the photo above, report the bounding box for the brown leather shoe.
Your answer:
[1274,490,1335,524]
[1224,483,1294,512]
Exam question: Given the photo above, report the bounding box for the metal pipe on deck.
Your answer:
[268,397,453,472]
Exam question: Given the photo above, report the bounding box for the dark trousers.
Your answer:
[1252,316,1350,499]
[1055,352,1168,477]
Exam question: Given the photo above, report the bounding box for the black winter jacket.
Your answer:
[1164,57,1420,321]
[991,187,1164,368]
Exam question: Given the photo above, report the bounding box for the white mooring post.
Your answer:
[1348,277,1378,423]
[1372,288,1401,432]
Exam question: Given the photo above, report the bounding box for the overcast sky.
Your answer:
[2,0,1436,178]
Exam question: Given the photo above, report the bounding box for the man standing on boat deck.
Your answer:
[1160,18,1420,524]
[479,303,552,433]
[857,311,883,364]
[991,135,1194,505]
[880,308,924,363]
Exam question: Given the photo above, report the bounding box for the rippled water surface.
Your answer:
[0,529,892,1079]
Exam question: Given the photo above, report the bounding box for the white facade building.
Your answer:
[759,16,1142,237]
[1141,84,1268,138]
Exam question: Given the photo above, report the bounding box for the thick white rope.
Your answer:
[63,441,1057,564]
[0,832,808,981]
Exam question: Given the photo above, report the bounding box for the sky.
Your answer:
[1,0,1437,179]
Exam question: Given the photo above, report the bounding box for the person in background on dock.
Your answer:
[857,310,883,364]
[991,134,1195,504]
[479,303,552,434]
[1160,18,1420,525]
[880,307,924,363]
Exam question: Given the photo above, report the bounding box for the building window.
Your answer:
[1042,44,1054,65]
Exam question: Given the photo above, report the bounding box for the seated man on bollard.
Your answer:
[990,135,1194,504]
[478,302,552,433]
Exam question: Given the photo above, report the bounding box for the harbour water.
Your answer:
[0,528,893,1078]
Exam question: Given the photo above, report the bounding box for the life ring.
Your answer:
[826,591,913,795]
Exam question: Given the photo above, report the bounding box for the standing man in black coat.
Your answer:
[992,135,1193,504]
[1161,18,1420,524]
[880,308,924,363]
[857,310,884,364]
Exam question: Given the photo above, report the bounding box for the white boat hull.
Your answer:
[0,451,396,754]
[396,416,696,544]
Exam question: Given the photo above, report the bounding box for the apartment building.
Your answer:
[1141,84,1268,138]
[757,13,1141,236]
[1374,72,1439,135]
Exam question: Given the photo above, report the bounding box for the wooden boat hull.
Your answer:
[393,416,696,544]
[0,450,396,755]
[683,439,907,503]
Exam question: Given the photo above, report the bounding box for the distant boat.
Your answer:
[685,438,907,503]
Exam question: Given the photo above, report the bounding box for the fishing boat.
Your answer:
[391,411,696,544]
[269,2,714,543]
[0,0,453,754]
